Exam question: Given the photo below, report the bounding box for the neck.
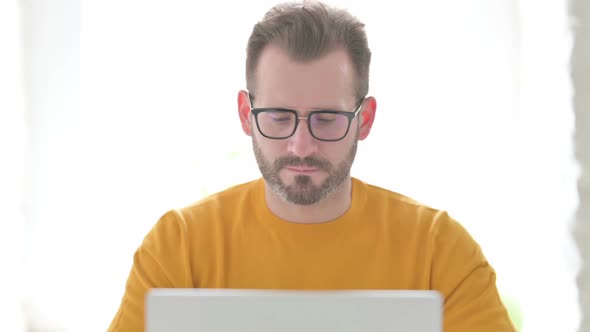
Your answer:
[264,177,353,224]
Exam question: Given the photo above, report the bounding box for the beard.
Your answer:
[252,131,358,206]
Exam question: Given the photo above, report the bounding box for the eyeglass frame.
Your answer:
[247,92,366,142]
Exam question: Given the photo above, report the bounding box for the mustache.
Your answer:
[273,156,332,171]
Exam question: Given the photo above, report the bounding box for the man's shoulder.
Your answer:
[140,179,263,255]
[179,177,261,214]
[355,177,436,211]
[354,177,454,230]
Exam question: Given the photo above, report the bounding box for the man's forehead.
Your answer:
[254,45,356,107]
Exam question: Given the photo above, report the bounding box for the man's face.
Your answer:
[249,45,361,205]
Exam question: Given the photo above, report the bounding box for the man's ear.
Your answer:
[358,96,377,140]
[237,90,252,136]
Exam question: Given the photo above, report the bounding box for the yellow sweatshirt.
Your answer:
[108,177,515,331]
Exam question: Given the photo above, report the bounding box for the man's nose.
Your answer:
[287,119,319,158]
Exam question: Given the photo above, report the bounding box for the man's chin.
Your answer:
[282,188,324,206]
[281,174,326,192]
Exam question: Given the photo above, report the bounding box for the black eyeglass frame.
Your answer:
[247,93,366,142]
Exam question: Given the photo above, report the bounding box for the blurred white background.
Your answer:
[0,0,579,331]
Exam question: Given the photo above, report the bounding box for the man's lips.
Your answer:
[285,166,320,173]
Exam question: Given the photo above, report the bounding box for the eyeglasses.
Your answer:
[248,93,365,142]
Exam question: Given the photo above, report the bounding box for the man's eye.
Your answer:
[271,116,292,122]
[314,114,339,123]
[316,117,336,123]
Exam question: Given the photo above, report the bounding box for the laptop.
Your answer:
[146,288,443,332]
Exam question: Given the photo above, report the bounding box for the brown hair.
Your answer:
[245,0,372,100]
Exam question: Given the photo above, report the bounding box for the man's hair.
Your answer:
[246,0,372,100]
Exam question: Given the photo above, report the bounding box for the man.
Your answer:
[108,1,516,331]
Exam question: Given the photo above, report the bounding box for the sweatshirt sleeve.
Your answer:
[431,212,516,332]
[107,210,193,332]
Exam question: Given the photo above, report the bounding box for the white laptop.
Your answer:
[146,288,443,332]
